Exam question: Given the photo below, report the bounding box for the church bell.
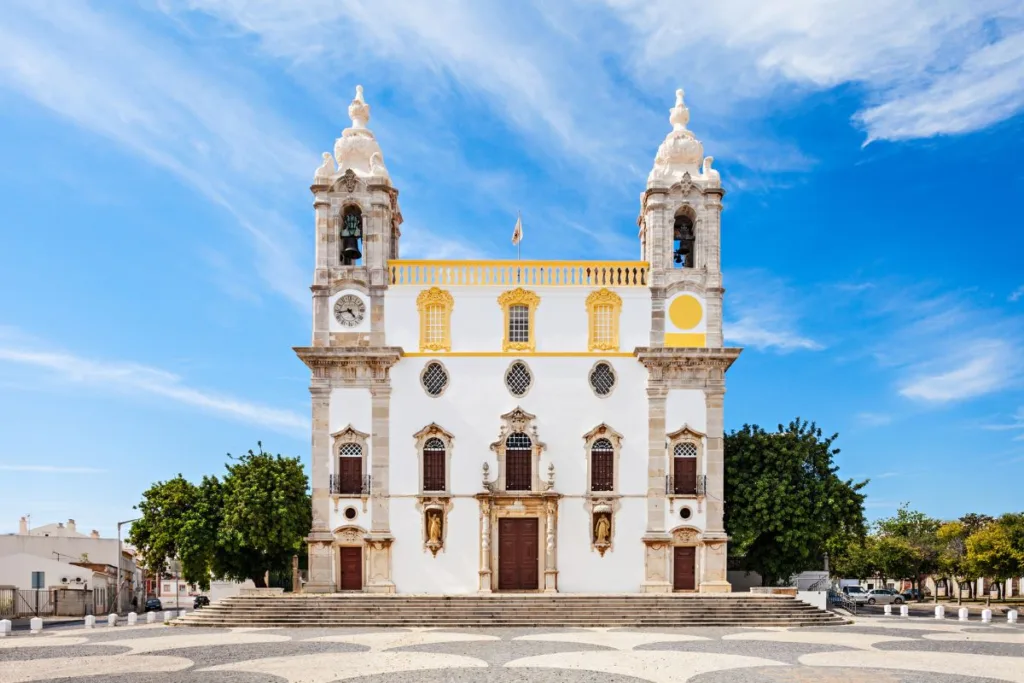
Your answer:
[342,236,362,261]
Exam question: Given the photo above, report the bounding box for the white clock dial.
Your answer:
[333,294,367,327]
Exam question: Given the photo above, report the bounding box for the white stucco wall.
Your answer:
[327,387,374,533]
[0,553,100,589]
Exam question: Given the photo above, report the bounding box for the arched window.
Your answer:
[337,443,363,495]
[422,437,446,492]
[505,432,532,491]
[672,441,698,495]
[416,288,454,352]
[590,438,614,491]
[673,213,695,268]
[586,289,622,351]
[340,206,363,265]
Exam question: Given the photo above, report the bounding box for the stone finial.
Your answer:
[701,155,720,184]
[648,87,704,186]
[314,151,336,181]
[670,88,690,131]
[546,462,556,490]
[348,84,370,129]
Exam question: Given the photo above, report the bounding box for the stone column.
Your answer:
[312,285,330,347]
[642,383,672,593]
[365,383,395,593]
[700,387,730,592]
[478,499,492,593]
[305,382,334,593]
[543,499,558,593]
[650,287,666,347]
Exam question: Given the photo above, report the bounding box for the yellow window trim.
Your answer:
[416,287,454,352]
[585,288,622,352]
[497,288,541,352]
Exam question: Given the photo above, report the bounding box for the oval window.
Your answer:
[421,361,449,397]
[589,362,616,396]
[505,361,533,397]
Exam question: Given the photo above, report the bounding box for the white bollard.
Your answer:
[0,619,11,637]
[178,610,187,619]
[146,611,157,624]
[883,604,892,616]
[84,615,96,629]
[935,605,945,619]
[982,609,992,623]
[30,617,43,634]
[127,612,137,626]
[107,613,118,627]
[959,607,969,621]
[163,611,172,622]
[900,604,909,617]
[1008,610,1018,624]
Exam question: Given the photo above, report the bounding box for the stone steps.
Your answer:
[178,594,846,628]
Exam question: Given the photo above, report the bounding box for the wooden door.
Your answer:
[339,547,362,591]
[673,457,697,495]
[673,546,696,591]
[498,518,539,590]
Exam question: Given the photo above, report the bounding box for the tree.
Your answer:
[966,514,1024,601]
[213,443,311,587]
[937,521,972,603]
[874,504,941,598]
[725,419,868,586]
[128,475,221,590]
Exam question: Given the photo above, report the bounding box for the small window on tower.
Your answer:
[340,206,363,265]
[673,213,695,268]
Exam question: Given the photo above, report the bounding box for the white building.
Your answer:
[298,87,740,594]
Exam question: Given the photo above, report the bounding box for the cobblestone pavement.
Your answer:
[0,616,1021,682]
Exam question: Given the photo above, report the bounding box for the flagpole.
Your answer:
[517,211,521,262]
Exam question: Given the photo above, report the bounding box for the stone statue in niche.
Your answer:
[426,509,443,556]
[593,512,612,556]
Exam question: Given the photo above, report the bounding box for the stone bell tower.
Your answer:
[299,85,403,593]
[636,89,739,593]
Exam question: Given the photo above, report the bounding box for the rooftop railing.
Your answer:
[388,260,649,287]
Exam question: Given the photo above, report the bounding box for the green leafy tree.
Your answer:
[937,521,972,602]
[829,535,879,580]
[213,443,311,587]
[872,536,919,587]
[966,514,1024,601]
[874,504,941,599]
[128,475,221,590]
[725,419,868,586]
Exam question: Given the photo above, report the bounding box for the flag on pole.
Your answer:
[511,212,523,246]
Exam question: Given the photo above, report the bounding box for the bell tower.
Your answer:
[638,89,724,348]
[309,85,402,348]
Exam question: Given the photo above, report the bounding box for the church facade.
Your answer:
[297,86,741,594]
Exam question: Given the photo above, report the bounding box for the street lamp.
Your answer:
[116,518,140,614]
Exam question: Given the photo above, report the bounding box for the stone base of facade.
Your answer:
[364,534,395,593]
[699,581,733,593]
[305,534,335,594]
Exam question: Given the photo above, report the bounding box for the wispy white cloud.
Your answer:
[1010,286,1024,303]
[856,412,894,427]
[724,269,823,352]
[0,465,106,474]
[899,339,1018,402]
[0,342,308,436]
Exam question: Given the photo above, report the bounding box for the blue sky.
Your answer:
[1,0,1022,537]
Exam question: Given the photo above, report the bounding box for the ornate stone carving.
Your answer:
[332,85,391,181]
[701,156,720,184]
[314,152,336,182]
[416,287,455,352]
[294,347,402,387]
[334,526,364,544]
[489,407,547,493]
[648,89,704,185]
[672,526,702,545]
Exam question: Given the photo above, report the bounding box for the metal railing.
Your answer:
[388,260,649,287]
[665,474,707,496]
[329,474,372,496]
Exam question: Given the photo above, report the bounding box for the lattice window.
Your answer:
[593,305,614,347]
[509,305,529,343]
[591,438,614,491]
[422,437,446,491]
[589,362,616,396]
[425,305,444,346]
[505,361,532,397]
[586,289,622,351]
[340,443,362,457]
[421,362,449,397]
[505,432,532,491]
[674,442,697,458]
[417,287,454,352]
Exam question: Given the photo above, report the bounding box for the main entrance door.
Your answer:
[673,546,696,591]
[498,518,539,590]
[339,547,362,591]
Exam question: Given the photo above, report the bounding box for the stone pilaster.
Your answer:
[365,383,395,593]
[478,499,492,593]
[705,287,723,348]
[642,383,672,593]
[369,285,386,347]
[543,499,558,592]
[305,383,334,593]
[312,285,330,347]
[700,387,730,592]
[650,287,666,347]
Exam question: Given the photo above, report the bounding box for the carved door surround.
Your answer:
[476,492,559,593]
[670,525,702,593]
[332,525,366,592]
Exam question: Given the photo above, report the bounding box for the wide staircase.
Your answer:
[178,594,847,628]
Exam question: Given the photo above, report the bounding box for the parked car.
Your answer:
[144,597,162,612]
[193,595,210,608]
[901,588,927,600]
[854,588,903,605]
[842,586,865,596]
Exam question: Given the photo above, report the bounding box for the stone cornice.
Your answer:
[294,346,403,383]
[634,346,742,372]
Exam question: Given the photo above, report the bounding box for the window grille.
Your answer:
[589,362,616,396]
[421,362,448,396]
[591,438,614,491]
[505,361,532,397]
[674,442,697,458]
[508,304,529,343]
[423,437,446,491]
[424,304,445,346]
[505,432,532,491]
[340,443,362,457]
[593,304,614,346]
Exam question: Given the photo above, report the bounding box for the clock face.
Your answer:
[333,294,367,327]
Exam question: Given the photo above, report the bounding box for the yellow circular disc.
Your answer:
[668,295,703,330]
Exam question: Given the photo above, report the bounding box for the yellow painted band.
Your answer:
[664,333,707,348]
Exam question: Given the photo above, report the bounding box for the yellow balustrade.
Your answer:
[388,260,649,287]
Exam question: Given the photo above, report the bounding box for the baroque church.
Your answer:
[296,86,741,594]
